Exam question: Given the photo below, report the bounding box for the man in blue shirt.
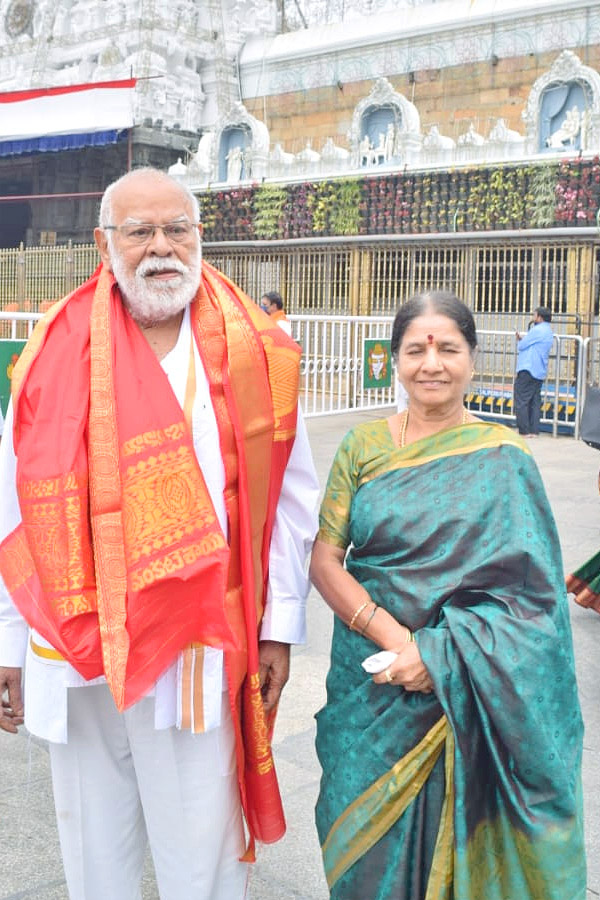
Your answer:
[514,306,554,436]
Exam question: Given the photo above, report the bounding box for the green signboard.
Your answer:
[363,338,392,390]
[0,340,26,416]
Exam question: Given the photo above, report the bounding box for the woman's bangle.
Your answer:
[348,601,370,631]
[359,604,378,637]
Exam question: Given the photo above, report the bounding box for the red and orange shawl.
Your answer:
[270,308,289,327]
[0,261,300,851]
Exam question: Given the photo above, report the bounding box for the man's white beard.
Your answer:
[109,243,202,326]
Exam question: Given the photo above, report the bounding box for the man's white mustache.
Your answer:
[136,258,188,277]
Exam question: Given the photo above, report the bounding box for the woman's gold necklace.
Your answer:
[399,407,470,448]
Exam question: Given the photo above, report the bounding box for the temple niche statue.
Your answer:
[359,135,372,166]
[523,50,600,154]
[384,123,396,160]
[191,101,269,183]
[349,77,420,168]
[373,132,387,164]
[546,105,581,149]
[226,145,244,182]
[358,124,398,167]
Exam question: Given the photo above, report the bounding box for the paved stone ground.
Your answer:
[1,410,599,899]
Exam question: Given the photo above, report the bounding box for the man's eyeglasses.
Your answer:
[103,222,199,245]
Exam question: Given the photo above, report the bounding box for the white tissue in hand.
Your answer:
[361,650,398,674]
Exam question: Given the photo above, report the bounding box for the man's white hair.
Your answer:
[98,167,200,228]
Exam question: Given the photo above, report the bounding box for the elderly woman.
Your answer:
[310,292,586,900]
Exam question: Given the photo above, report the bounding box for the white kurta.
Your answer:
[0,304,320,743]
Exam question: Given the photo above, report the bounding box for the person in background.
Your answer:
[310,291,585,900]
[261,290,292,336]
[0,168,319,900]
[514,305,554,436]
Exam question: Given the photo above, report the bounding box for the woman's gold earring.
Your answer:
[471,369,475,378]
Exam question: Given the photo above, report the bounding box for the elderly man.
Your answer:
[0,168,319,900]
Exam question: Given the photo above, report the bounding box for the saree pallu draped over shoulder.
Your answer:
[315,420,586,900]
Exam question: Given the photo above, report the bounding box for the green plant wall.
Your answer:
[198,157,600,241]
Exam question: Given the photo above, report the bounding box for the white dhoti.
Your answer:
[48,684,248,900]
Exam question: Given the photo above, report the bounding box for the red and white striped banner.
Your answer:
[0,79,136,141]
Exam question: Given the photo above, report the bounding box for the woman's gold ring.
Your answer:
[385,667,394,684]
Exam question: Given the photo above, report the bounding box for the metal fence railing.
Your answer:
[0,310,589,438]
[0,311,42,340]
[291,315,397,417]
[1,231,599,331]
[464,332,584,438]
[206,232,600,333]
[289,316,584,435]
[0,243,99,310]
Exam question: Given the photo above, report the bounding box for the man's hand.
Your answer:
[0,667,24,734]
[258,641,290,714]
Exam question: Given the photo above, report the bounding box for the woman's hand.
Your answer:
[372,643,434,693]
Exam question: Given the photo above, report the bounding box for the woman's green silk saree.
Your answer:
[315,420,586,900]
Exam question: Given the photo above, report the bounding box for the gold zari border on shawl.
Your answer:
[247,672,274,775]
[258,334,299,441]
[0,527,37,594]
[88,269,130,708]
[195,271,275,764]
[121,422,187,456]
[322,715,450,890]
[1,472,95,613]
[218,287,286,778]
[361,422,531,488]
[206,265,299,444]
